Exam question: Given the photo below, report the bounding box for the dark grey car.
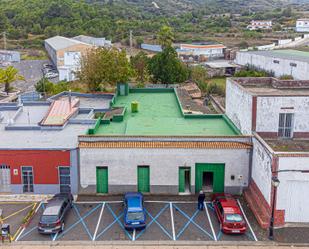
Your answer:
[38,193,73,234]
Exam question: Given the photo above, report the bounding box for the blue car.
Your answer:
[123,192,146,230]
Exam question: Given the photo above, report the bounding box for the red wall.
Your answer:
[0,150,70,184]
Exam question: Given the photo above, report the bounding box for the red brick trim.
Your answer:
[252,96,257,131]
[244,179,271,229]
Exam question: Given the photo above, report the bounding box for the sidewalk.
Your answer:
[1,241,307,249]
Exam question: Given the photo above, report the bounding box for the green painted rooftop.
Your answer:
[95,90,240,136]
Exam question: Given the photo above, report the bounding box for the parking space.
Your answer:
[14,199,259,242]
[0,202,37,241]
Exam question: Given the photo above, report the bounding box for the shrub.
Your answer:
[207,82,225,96]
[279,75,293,80]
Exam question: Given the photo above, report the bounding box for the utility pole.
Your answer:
[129,30,133,56]
[2,32,7,50]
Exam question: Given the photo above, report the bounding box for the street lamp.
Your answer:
[269,176,280,240]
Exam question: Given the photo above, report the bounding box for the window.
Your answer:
[273,60,280,64]
[278,113,294,138]
[290,63,297,67]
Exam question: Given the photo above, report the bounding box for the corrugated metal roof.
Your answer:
[79,141,252,149]
[40,97,79,126]
[180,44,226,49]
[239,49,309,63]
[45,36,90,51]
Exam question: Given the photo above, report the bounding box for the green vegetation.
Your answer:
[149,46,189,84]
[130,51,150,84]
[77,47,134,92]
[0,0,301,49]
[35,78,83,96]
[0,66,25,94]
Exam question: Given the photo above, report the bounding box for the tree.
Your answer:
[148,46,189,84]
[0,66,25,94]
[190,65,208,85]
[78,47,134,91]
[157,25,174,48]
[130,51,149,83]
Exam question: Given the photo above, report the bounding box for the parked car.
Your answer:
[212,193,246,234]
[45,72,59,79]
[43,63,55,69]
[123,192,146,230]
[38,193,73,234]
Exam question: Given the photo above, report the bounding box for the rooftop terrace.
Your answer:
[232,77,309,96]
[90,88,240,136]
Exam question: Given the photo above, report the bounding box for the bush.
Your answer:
[35,79,70,96]
[279,75,293,80]
[234,69,268,77]
[207,82,225,96]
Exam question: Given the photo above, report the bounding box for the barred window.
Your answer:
[278,113,293,138]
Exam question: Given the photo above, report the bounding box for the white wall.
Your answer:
[251,137,272,205]
[225,79,253,135]
[277,156,309,222]
[64,51,81,66]
[256,96,309,133]
[79,148,250,191]
[235,52,309,80]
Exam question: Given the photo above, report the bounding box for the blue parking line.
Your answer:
[207,203,215,212]
[217,230,222,240]
[176,209,199,239]
[95,212,124,240]
[56,203,102,240]
[173,204,214,240]
[96,203,132,240]
[72,205,93,240]
[18,226,38,240]
[245,231,255,241]
[135,204,172,240]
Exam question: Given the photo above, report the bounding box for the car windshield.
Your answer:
[225,214,243,222]
[127,211,144,221]
[40,215,58,223]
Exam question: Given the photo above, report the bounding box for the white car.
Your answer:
[45,72,59,79]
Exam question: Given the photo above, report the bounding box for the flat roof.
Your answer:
[231,77,309,96]
[264,138,309,152]
[240,49,309,63]
[45,36,91,51]
[95,90,239,136]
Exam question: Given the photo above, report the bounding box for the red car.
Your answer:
[212,194,247,234]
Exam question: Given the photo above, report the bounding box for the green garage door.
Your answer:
[138,166,150,192]
[195,163,225,193]
[96,167,108,193]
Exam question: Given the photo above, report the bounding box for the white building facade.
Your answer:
[226,77,309,226]
[296,19,309,33]
[235,50,309,80]
[247,20,272,30]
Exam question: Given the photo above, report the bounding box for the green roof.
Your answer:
[93,89,240,136]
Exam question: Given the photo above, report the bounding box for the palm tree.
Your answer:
[0,66,25,95]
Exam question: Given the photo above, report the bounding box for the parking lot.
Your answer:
[4,199,261,242]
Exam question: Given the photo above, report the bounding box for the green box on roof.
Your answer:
[131,101,139,113]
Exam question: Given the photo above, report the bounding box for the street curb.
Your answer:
[4,240,309,247]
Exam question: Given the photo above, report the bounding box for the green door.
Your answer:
[137,166,150,192]
[96,167,108,193]
[195,163,225,193]
[179,167,191,193]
